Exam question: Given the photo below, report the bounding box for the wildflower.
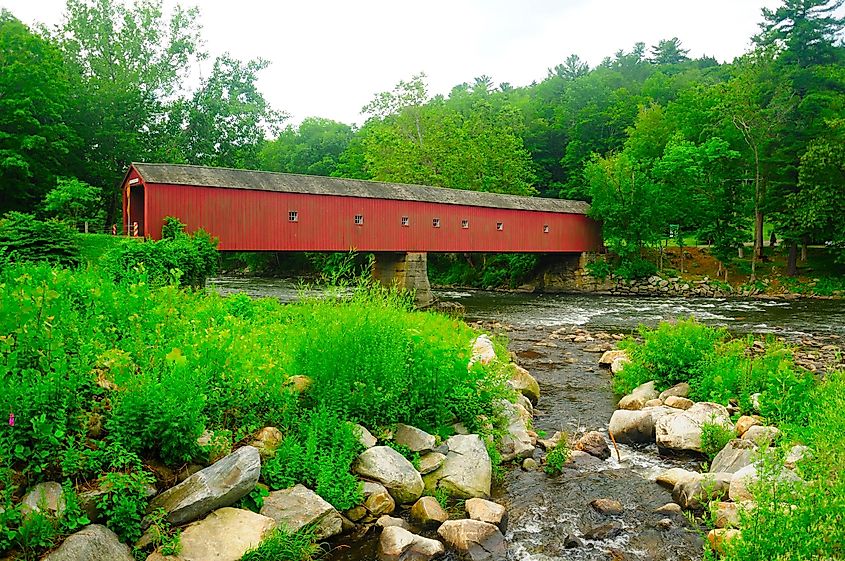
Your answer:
[8,412,13,427]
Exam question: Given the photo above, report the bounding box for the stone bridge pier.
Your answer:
[372,252,434,307]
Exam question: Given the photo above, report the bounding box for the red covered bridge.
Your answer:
[122,163,601,303]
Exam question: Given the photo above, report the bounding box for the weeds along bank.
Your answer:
[608,319,844,560]
[0,261,519,560]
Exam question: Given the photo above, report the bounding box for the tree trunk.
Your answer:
[738,246,744,259]
[800,239,807,262]
[754,210,764,260]
[786,241,799,276]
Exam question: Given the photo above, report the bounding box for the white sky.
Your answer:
[3,0,785,127]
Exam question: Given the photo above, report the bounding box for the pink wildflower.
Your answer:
[8,412,13,427]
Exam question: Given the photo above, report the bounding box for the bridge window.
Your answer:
[496,222,504,231]
[354,214,364,225]
[433,218,441,228]
[401,216,409,227]
[461,219,469,229]
[289,211,298,222]
[543,224,549,233]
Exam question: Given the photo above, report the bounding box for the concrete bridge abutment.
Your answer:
[372,252,434,307]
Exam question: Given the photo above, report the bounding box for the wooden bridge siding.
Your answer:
[142,182,601,253]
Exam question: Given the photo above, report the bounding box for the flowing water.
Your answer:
[210,276,845,560]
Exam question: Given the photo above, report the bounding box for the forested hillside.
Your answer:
[2,0,843,277]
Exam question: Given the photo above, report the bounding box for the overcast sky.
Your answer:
[3,0,784,127]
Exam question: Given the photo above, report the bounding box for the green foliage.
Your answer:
[143,508,181,557]
[614,318,727,394]
[429,253,538,289]
[613,256,657,280]
[544,438,571,476]
[240,526,321,561]
[700,422,735,460]
[95,470,156,543]
[40,178,103,230]
[0,212,80,267]
[237,486,270,514]
[385,441,421,471]
[102,227,219,287]
[585,257,610,280]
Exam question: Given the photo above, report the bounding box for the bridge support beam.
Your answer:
[372,252,433,307]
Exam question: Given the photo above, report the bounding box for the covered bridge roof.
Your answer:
[131,163,590,214]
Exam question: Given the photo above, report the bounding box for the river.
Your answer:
[210,276,845,560]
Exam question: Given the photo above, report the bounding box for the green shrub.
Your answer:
[240,526,320,561]
[544,438,570,476]
[96,470,156,543]
[700,422,734,460]
[613,256,657,280]
[0,212,80,268]
[40,178,103,231]
[585,257,611,280]
[614,318,727,394]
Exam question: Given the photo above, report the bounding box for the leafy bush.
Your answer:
[429,253,538,288]
[240,526,320,561]
[544,437,570,476]
[700,422,734,460]
[0,212,80,267]
[96,470,156,543]
[585,257,611,280]
[613,256,657,280]
[40,177,103,230]
[614,318,727,394]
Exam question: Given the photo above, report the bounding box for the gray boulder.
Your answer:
[655,402,733,452]
[742,425,781,445]
[438,519,506,561]
[498,401,534,462]
[729,463,801,502]
[353,424,378,449]
[378,525,445,561]
[43,525,133,561]
[658,382,690,401]
[710,439,758,474]
[608,409,655,444]
[363,481,396,516]
[617,381,659,411]
[21,482,65,519]
[173,507,276,561]
[465,498,507,533]
[599,350,627,367]
[423,435,492,499]
[417,452,446,475]
[672,473,732,510]
[506,364,540,404]
[574,431,610,460]
[260,484,344,539]
[354,446,424,504]
[147,446,261,526]
[394,424,436,454]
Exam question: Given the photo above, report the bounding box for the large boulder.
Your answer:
[672,473,732,510]
[470,335,497,367]
[617,381,659,411]
[438,519,506,561]
[655,468,700,490]
[608,410,656,444]
[43,525,133,561]
[354,446,424,504]
[599,350,627,367]
[498,401,534,462]
[21,482,65,519]
[655,402,733,452]
[353,424,378,449]
[260,484,344,539]
[710,439,758,474]
[506,364,540,404]
[394,424,436,454]
[465,498,507,533]
[172,507,276,561]
[729,463,801,502]
[378,525,445,561]
[363,481,396,516]
[423,435,491,499]
[574,431,610,460]
[147,446,261,526]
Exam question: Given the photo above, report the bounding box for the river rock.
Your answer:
[249,427,283,459]
[710,439,758,474]
[353,424,378,449]
[410,496,448,528]
[354,446,424,504]
[465,498,507,532]
[378,526,444,561]
[522,458,538,470]
[286,374,312,393]
[507,364,540,404]
[174,507,276,561]
[394,424,436,454]
[707,529,740,556]
[417,452,446,475]
[618,381,660,411]
[655,502,682,514]
[498,401,534,462]
[672,472,732,510]
[664,396,694,410]
[21,482,65,519]
[713,501,740,528]
[147,446,261,526]
[655,402,733,452]
[608,409,655,444]
[260,484,343,539]
[574,431,610,460]
[590,498,623,515]
[656,468,700,490]
[470,335,497,366]
[599,350,627,367]
[735,415,762,437]
[537,431,564,451]
[583,521,623,540]
[658,383,690,400]
[362,481,396,516]
[377,515,411,530]
[42,524,133,561]
[610,357,629,374]
[438,519,506,561]
[644,398,663,408]
[729,463,801,502]
[742,425,781,445]
[424,434,491,499]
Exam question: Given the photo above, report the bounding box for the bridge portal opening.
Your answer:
[126,183,145,237]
